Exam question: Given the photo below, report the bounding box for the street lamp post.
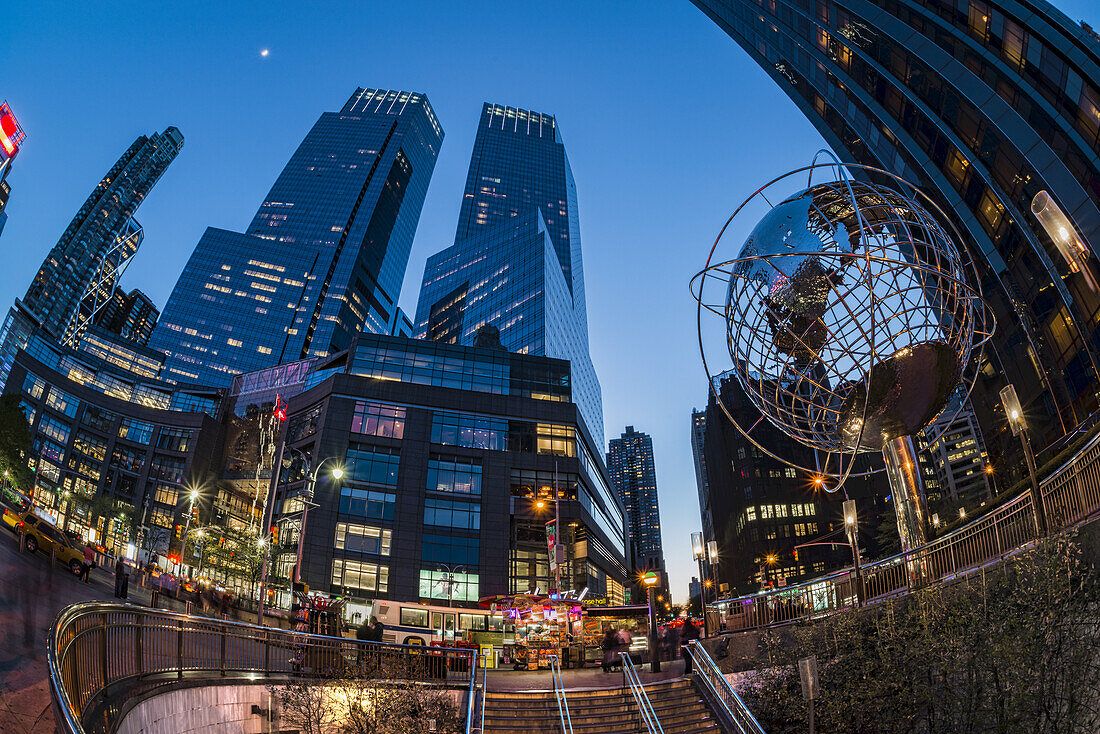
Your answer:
[536,462,564,595]
[843,499,864,606]
[643,571,660,673]
[180,488,200,575]
[1001,385,1047,536]
[691,532,710,637]
[288,452,344,587]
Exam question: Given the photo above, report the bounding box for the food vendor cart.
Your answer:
[479,594,584,670]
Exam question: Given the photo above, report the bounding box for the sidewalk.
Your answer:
[485,658,689,692]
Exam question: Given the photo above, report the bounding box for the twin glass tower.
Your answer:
[414,104,604,448]
[150,92,604,446]
[151,90,445,384]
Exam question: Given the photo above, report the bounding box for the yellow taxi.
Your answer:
[15,512,87,574]
[1,486,31,531]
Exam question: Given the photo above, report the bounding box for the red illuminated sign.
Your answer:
[274,394,287,422]
[0,103,24,159]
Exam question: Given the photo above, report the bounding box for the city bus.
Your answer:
[372,599,509,646]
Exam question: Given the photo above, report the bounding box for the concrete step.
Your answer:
[481,678,716,734]
[486,695,709,718]
[484,708,714,731]
[483,719,719,734]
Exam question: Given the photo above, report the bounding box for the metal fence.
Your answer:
[712,430,1100,632]
[48,602,477,734]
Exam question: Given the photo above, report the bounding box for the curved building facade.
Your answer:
[692,0,1100,472]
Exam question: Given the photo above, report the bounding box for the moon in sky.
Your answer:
[260,49,270,57]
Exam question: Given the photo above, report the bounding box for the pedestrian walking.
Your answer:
[113,557,127,598]
[681,618,700,674]
[601,629,618,673]
[79,545,94,582]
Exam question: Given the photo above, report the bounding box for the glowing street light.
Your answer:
[843,499,864,605]
[642,571,660,673]
[691,531,712,637]
[1000,384,1046,535]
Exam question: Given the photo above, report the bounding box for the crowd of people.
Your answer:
[600,618,701,673]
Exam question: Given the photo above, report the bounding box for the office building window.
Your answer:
[156,427,193,452]
[334,522,392,556]
[424,498,480,530]
[22,372,46,399]
[351,401,405,439]
[421,533,479,567]
[332,559,389,594]
[338,487,396,521]
[118,417,154,444]
[38,415,71,445]
[430,411,507,450]
[419,569,479,602]
[45,388,79,418]
[427,456,481,495]
[344,445,400,486]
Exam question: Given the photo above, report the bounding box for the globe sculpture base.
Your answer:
[882,435,932,588]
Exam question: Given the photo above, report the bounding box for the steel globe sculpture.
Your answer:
[693,155,993,556]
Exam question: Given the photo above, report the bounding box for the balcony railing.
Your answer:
[712,429,1100,632]
[48,602,477,734]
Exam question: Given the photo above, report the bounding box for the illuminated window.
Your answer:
[334,522,392,556]
[331,559,388,593]
[352,402,405,438]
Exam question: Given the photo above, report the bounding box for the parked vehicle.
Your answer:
[15,512,86,574]
[0,486,31,531]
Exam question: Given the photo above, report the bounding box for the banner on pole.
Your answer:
[546,520,558,572]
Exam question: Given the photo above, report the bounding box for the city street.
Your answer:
[0,524,156,733]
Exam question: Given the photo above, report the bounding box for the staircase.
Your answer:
[482,678,720,733]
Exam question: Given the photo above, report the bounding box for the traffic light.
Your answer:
[271,525,279,545]
[793,548,799,561]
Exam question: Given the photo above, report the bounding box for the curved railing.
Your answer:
[48,602,477,734]
[712,429,1100,632]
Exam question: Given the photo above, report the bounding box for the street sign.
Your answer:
[798,655,819,700]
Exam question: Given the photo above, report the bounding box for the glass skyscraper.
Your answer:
[606,426,667,582]
[692,0,1100,482]
[414,104,604,448]
[150,89,443,385]
[25,128,182,341]
[0,128,180,389]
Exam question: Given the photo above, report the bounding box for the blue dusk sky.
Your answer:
[4,1,1097,600]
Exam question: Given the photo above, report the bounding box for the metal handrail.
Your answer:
[620,652,664,734]
[48,601,477,734]
[479,654,488,734]
[708,428,1100,632]
[686,641,765,734]
[548,654,573,734]
[465,653,478,734]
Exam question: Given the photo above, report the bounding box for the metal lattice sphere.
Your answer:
[694,159,993,480]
